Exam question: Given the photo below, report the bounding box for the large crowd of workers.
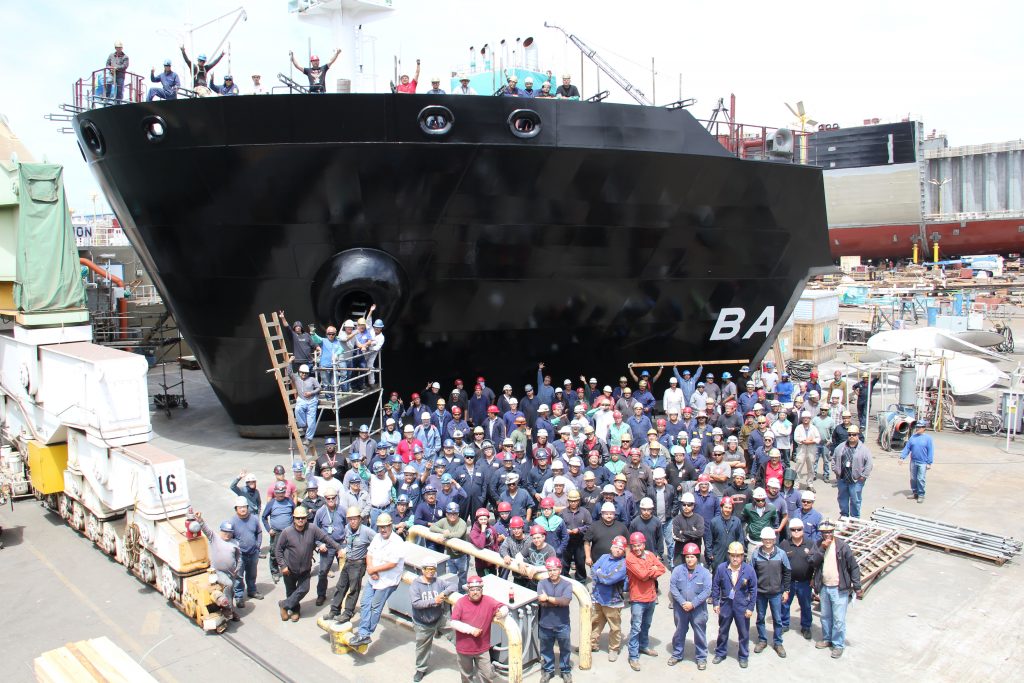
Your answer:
[98,40,585,104]
[192,309,939,682]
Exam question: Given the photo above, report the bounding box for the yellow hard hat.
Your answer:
[346,506,362,518]
[293,506,309,518]
[727,541,745,555]
[376,513,393,527]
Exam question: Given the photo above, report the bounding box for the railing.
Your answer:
[696,118,817,164]
[73,69,145,110]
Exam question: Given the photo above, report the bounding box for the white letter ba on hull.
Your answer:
[709,307,775,341]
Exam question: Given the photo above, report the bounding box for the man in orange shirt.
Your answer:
[624,531,666,670]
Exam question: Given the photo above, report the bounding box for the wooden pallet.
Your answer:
[836,517,915,591]
[259,312,308,459]
[35,637,157,683]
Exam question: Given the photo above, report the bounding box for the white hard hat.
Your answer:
[639,497,654,509]
[760,527,776,540]
[600,502,617,513]
[752,487,767,499]
[681,492,695,504]
[234,496,249,508]
[652,467,666,478]
[298,364,310,373]
[766,477,780,488]
[801,490,816,501]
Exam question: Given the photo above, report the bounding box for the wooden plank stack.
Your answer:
[35,637,158,683]
[835,516,915,592]
[792,289,840,364]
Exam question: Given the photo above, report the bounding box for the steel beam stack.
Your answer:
[871,507,1023,565]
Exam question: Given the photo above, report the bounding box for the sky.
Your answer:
[1,0,1022,214]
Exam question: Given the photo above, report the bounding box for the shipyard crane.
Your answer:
[544,22,652,106]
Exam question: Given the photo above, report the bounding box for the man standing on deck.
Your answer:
[556,73,580,98]
[831,426,872,517]
[105,41,129,101]
[290,49,341,94]
[146,60,179,101]
[410,559,456,682]
[179,46,223,89]
[396,59,421,93]
[286,360,319,445]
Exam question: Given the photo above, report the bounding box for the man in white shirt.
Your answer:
[663,376,684,417]
[347,513,406,647]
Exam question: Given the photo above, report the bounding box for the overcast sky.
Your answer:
[1,0,1021,213]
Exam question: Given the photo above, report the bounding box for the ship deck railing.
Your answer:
[72,69,145,111]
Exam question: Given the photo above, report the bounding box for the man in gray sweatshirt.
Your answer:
[230,495,263,607]
[409,559,457,681]
[197,512,242,621]
[275,505,344,621]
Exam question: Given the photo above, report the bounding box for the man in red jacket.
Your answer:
[625,531,667,670]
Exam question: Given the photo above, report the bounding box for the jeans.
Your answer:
[662,519,675,567]
[627,600,656,660]
[909,462,928,497]
[294,399,317,441]
[282,570,311,611]
[814,444,831,479]
[356,582,398,638]
[819,585,851,648]
[329,557,366,619]
[105,77,125,102]
[539,623,572,673]
[268,531,282,578]
[781,580,812,631]
[837,479,865,517]
[448,555,469,588]
[146,87,177,101]
[316,549,338,599]
[755,592,784,646]
[671,603,708,661]
[234,551,259,600]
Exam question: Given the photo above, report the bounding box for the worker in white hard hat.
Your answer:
[347,513,406,648]
[230,494,263,606]
[455,73,477,95]
[556,71,580,99]
[286,358,320,445]
[105,40,129,101]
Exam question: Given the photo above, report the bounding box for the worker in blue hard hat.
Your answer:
[179,44,223,89]
[146,59,180,101]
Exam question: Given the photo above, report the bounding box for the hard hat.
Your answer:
[298,364,310,373]
[488,405,500,413]
[614,473,628,482]
[639,497,654,509]
[509,516,525,529]
[219,521,234,533]
[497,501,512,513]
[293,506,309,518]
[611,535,628,549]
[163,59,172,66]
[722,372,732,379]
[505,473,520,484]
[818,519,837,532]
[769,448,781,458]
[234,495,249,508]
[274,481,287,492]
[760,527,776,540]
[551,460,564,470]
[524,77,534,85]
[224,74,233,81]
[244,473,257,483]
[452,430,464,438]
[740,365,750,373]
[423,485,437,494]
[538,404,550,413]
[445,502,461,515]
[376,513,393,527]
[322,485,338,497]
[809,390,819,398]
[359,424,369,433]
[801,490,816,501]
[788,518,804,529]
[529,524,546,537]
[682,542,700,556]
[767,477,780,489]
[713,444,725,453]
[307,478,319,489]
[842,410,852,417]
[463,446,476,456]
[697,474,710,484]
[628,531,647,546]
[371,461,385,473]
[848,425,861,434]
[403,465,417,474]
[720,496,734,507]
[727,541,745,555]
[465,575,484,588]
[752,487,767,499]
[346,506,362,518]
[784,468,797,481]
[601,485,616,495]
[681,492,695,504]
[396,494,409,504]
[451,406,462,415]
[114,41,124,48]
[544,556,562,571]
[440,473,454,484]
[567,490,581,501]
[475,507,490,519]
[540,497,555,509]
[197,53,207,61]
[732,468,746,476]
[600,502,617,513]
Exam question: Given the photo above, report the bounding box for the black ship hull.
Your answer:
[74,94,832,430]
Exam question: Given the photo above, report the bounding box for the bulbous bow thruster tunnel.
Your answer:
[311,248,408,325]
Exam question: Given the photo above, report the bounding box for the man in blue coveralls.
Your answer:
[712,541,758,668]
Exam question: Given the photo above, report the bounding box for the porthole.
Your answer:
[508,109,541,139]
[80,120,105,156]
[142,115,167,144]
[418,106,454,136]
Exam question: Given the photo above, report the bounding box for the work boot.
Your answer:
[235,599,245,610]
[278,601,289,621]
[774,644,786,658]
[642,648,658,657]
[917,497,924,504]
[801,629,812,640]
[608,650,619,662]
[815,640,832,649]
[697,660,706,670]
[831,647,844,658]
[539,673,552,683]
[753,640,768,654]
[564,673,573,683]
[290,611,300,622]
[628,659,640,671]
[249,592,264,600]
[316,596,326,606]
[739,659,748,668]
[712,656,725,665]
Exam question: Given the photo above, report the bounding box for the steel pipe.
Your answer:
[408,524,593,670]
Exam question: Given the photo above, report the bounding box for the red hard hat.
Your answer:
[657,418,666,426]
[629,448,641,457]
[544,556,562,571]
[682,542,701,556]
[475,507,490,519]
[540,497,555,509]
[629,532,647,546]
[683,407,693,414]
[529,524,546,536]
[720,497,734,507]
[455,378,463,384]
[564,440,576,449]
[611,535,627,548]
[509,516,524,528]
[477,376,485,383]
[810,371,818,377]
[411,392,420,399]
[487,405,500,413]
[497,501,512,513]
[612,410,622,419]
[609,446,621,454]
[452,406,462,414]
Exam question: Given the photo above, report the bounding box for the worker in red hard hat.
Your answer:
[537,556,574,682]
[668,542,713,668]
[521,524,557,586]
[451,574,508,682]
[289,48,341,94]
[624,529,666,670]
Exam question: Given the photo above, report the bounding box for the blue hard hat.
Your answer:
[389,454,402,463]
[463,446,476,457]
[423,485,437,494]
[359,424,369,433]
[219,521,234,533]
[445,501,460,514]
[440,473,454,483]
[396,494,409,504]
[640,370,650,377]
[373,320,384,329]
[349,452,362,461]
[163,59,172,66]
[682,368,691,375]
[224,74,233,81]
[325,437,337,445]
[722,372,732,379]
[198,53,207,61]
[371,461,385,473]
[413,444,423,453]
[306,477,319,489]
[740,365,750,373]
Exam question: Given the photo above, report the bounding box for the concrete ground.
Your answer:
[3,329,1024,682]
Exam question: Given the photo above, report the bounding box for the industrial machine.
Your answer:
[0,156,227,630]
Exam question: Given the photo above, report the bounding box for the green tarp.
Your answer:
[14,163,86,312]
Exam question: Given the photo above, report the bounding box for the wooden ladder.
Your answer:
[259,312,308,459]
